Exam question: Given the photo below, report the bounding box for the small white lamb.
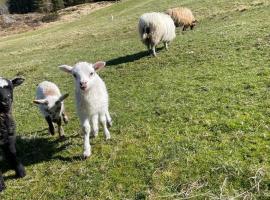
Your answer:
[138,12,176,56]
[59,61,112,158]
[33,81,69,138]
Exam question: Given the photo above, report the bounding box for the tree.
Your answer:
[0,0,9,14]
[7,0,38,14]
[51,0,64,11]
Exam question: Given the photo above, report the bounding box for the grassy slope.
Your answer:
[0,0,270,199]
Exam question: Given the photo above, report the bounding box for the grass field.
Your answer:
[0,0,270,199]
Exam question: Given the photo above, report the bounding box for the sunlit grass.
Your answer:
[0,0,270,199]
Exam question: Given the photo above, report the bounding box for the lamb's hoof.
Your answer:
[107,121,112,128]
[49,128,55,135]
[0,184,5,192]
[59,135,66,140]
[83,150,91,159]
[90,130,98,138]
[63,116,69,124]
[15,164,26,178]
[105,135,111,140]
[0,178,5,192]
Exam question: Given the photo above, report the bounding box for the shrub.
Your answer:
[51,0,64,11]
[41,11,59,22]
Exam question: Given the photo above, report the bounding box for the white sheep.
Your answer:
[138,12,176,56]
[33,81,69,138]
[59,61,112,158]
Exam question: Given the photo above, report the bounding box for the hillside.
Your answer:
[0,0,270,199]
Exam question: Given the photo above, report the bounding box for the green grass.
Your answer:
[1,0,270,199]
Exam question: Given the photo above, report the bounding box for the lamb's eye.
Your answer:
[73,73,77,78]
[90,72,94,76]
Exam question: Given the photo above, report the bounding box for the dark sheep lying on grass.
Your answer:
[0,77,26,192]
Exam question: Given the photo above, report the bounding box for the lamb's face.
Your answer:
[0,78,13,112]
[33,94,69,122]
[44,97,62,121]
[72,62,96,92]
[0,77,24,113]
[59,61,106,92]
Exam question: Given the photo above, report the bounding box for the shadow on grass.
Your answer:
[0,129,72,180]
[106,47,166,66]
[106,50,150,66]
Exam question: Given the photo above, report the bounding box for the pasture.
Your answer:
[0,0,270,199]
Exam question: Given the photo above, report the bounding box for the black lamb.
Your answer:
[0,77,26,192]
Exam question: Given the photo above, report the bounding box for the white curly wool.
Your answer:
[0,78,8,88]
[138,12,176,56]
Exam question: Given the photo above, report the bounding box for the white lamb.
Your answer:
[59,61,112,158]
[33,81,69,138]
[138,12,176,56]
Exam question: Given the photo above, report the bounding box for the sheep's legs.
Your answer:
[147,43,151,52]
[100,114,111,140]
[0,170,5,192]
[164,42,169,50]
[81,119,91,158]
[57,119,64,138]
[106,111,112,128]
[2,138,26,178]
[152,45,157,57]
[182,25,188,31]
[62,112,69,124]
[91,114,99,138]
[45,116,55,135]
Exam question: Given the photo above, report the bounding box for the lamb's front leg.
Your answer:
[81,118,91,158]
[100,114,111,140]
[56,119,65,139]
[2,137,25,178]
[0,170,5,192]
[45,116,55,135]
[91,114,99,138]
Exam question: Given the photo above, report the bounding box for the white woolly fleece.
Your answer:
[0,78,8,88]
[138,12,176,46]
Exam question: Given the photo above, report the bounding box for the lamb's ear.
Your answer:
[59,65,73,73]
[57,93,69,103]
[33,99,49,105]
[93,61,106,72]
[11,77,25,87]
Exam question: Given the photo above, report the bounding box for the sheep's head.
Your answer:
[191,19,198,28]
[33,93,69,122]
[0,77,24,113]
[59,61,106,92]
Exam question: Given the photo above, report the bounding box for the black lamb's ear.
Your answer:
[57,93,69,103]
[11,77,25,87]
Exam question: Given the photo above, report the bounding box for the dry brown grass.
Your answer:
[0,1,113,37]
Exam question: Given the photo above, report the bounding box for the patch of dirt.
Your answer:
[0,1,113,37]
